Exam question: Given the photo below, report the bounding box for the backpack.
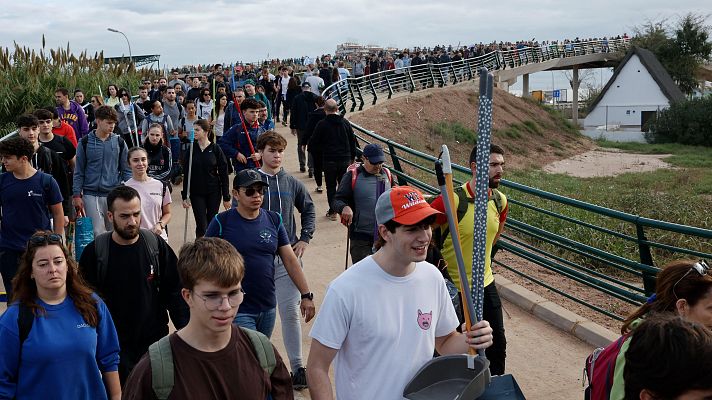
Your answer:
[583,334,630,400]
[347,163,393,190]
[147,114,171,138]
[162,101,185,132]
[94,229,160,286]
[80,134,126,173]
[213,208,282,238]
[436,185,505,249]
[148,327,276,400]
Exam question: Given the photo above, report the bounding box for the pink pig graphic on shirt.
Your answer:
[417,309,432,330]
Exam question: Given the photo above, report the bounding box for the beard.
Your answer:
[489,177,500,188]
[113,222,139,240]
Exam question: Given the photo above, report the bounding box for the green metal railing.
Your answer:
[349,122,712,322]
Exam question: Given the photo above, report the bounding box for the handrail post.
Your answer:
[354,80,365,111]
[451,61,459,84]
[384,73,394,99]
[437,64,446,87]
[347,80,358,113]
[428,63,436,88]
[386,142,408,186]
[407,67,416,93]
[635,222,657,296]
[368,75,378,105]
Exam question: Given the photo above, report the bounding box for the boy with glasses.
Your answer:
[205,169,316,338]
[123,237,294,399]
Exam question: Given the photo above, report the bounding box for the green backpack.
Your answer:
[148,327,277,400]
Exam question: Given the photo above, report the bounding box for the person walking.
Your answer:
[181,119,231,238]
[124,147,172,241]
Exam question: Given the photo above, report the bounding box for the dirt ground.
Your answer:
[543,148,673,177]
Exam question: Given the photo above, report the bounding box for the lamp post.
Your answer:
[107,28,132,64]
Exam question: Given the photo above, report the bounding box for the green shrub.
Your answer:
[645,96,712,146]
[427,121,477,144]
[0,38,152,133]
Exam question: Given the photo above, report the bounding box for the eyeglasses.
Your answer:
[121,93,129,97]
[193,289,244,310]
[29,233,63,247]
[243,186,264,196]
[673,260,710,300]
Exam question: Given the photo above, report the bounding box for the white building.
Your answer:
[584,47,685,129]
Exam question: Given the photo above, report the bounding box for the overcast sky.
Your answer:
[0,0,708,68]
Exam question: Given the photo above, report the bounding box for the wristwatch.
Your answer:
[300,292,314,301]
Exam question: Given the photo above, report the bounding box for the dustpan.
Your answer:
[404,69,525,400]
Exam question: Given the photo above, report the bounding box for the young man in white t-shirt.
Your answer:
[307,186,493,400]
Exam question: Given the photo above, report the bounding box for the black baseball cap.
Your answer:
[233,169,268,189]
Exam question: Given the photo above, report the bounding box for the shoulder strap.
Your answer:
[139,229,161,283]
[440,186,470,247]
[490,188,504,215]
[266,209,282,230]
[240,327,277,375]
[116,135,126,173]
[149,335,174,400]
[95,232,113,286]
[81,135,89,169]
[215,210,229,238]
[382,167,393,186]
[17,303,34,346]
[40,172,52,196]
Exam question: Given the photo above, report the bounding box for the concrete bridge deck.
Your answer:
[0,125,599,399]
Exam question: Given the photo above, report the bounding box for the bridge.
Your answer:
[322,38,630,126]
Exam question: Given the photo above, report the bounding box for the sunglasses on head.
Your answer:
[242,186,264,196]
[29,233,63,247]
[673,259,710,299]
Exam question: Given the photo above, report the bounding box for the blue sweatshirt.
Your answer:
[218,123,265,172]
[0,295,120,399]
[73,131,131,196]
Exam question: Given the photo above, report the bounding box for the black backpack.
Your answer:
[94,229,160,286]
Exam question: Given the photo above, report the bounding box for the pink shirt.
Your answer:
[124,177,171,240]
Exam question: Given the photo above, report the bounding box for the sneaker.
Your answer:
[300,166,306,173]
[291,367,308,390]
[172,175,183,186]
[315,186,323,193]
[308,169,313,178]
[327,211,337,221]
[281,121,287,127]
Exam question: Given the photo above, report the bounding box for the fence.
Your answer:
[347,122,712,321]
[321,38,630,115]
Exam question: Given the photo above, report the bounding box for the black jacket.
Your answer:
[180,142,230,201]
[310,114,357,161]
[142,140,172,183]
[305,108,326,149]
[290,91,318,130]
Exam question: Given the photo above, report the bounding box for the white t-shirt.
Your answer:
[310,256,459,400]
[124,177,171,240]
[305,75,325,96]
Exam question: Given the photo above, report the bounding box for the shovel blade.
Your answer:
[477,374,526,399]
[404,355,491,400]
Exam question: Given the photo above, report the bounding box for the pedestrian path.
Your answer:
[1,124,597,399]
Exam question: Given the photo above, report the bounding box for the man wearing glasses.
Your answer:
[122,237,294,399]
[205,169,316,338]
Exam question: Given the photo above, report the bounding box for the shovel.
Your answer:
[403,146,490,400]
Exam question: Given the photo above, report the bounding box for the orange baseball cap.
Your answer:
[375,186,442,225]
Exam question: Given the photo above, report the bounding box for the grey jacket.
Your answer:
[73,131,131,196]
[333,165,393,241]
[258,168,316,244]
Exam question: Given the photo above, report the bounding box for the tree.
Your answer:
[631,13,712,94]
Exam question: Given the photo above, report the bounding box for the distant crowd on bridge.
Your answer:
[1,30,710,400]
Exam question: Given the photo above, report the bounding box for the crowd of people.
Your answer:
[0,43,710,399]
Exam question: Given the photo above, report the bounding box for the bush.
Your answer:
[427,121,477,144]
[645,96,712,146]
[0,38,152,133]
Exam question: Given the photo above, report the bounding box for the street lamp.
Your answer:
[107,28,132,63]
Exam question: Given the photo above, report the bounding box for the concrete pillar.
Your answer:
[522,73,530,98]
[572,67,579,127]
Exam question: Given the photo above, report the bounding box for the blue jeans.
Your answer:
[169,138,180,162]
[234,308,277,338]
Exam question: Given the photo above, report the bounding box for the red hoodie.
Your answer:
[52,120,78,147]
